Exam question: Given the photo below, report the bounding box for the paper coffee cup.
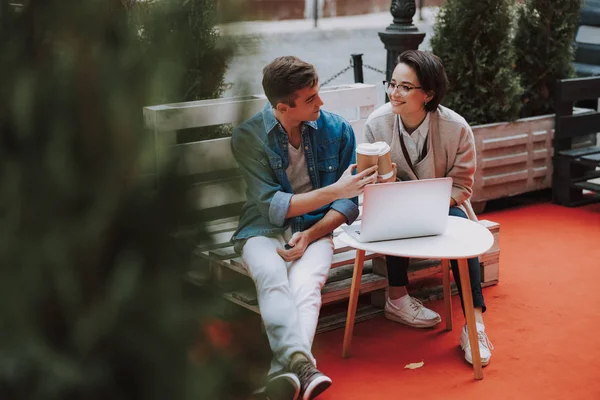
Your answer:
[356,143,380,173]
[376,142,394,180]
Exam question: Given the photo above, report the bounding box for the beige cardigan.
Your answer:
[363,103,478,221]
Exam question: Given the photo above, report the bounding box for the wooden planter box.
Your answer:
[471,110,596,211]
[471,113,555,209]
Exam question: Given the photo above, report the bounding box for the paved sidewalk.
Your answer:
[220,7,439,105]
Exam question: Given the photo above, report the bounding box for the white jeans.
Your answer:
[242,232,334,373]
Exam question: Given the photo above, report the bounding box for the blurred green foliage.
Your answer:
[124,0,230,104]
[0,0,266,399]
[431,0,523,125]
[513,0,582,118]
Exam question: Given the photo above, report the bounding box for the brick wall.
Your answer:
[323,0,391,18]
[222,0,305,22]
[219,0,445,23]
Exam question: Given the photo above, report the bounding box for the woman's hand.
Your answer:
[376,162,397,183]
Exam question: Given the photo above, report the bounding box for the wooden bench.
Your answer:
[553,76,600,206]
[143,83,501,332]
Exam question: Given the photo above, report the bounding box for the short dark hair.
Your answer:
[262,56,319,107]
[397,50,448,112]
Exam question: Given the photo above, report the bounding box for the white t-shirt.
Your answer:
[286,142,313,194]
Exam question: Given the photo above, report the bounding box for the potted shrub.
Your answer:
[430,0,582,211]
[430,0,522,126]
[513,0,581,118]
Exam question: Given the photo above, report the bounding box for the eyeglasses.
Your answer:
[383,81,422,96]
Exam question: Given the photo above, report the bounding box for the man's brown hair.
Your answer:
[262,56,318,107]
[397,50,448,112]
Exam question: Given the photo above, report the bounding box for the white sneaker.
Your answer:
[384,296,441,328]
[460,323,494,366]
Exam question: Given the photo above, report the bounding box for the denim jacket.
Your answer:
[230,103,359,252]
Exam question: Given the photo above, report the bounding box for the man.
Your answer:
[230,56,378,400]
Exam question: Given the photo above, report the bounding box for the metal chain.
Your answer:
[321,64,353,87]
[363,63,386,75]
[321,59,386,86]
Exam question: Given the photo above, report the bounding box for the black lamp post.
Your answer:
[378,0,425,96]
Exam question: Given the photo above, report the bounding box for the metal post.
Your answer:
[378,0,426,102]
[351,54,364,83]
[313,0,318,28]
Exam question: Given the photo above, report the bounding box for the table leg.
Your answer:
[457,258,483,380]
[342,249,365,358]
[441,258,453,331]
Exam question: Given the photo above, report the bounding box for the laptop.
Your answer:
[342,177,453,242]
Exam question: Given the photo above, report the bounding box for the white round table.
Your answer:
[338,216,494,380]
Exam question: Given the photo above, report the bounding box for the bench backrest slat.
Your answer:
[144,83,378,132]
[178,137,237,175]
[190,177,247,210]
[555,111,600,139]
[556,76,600,102]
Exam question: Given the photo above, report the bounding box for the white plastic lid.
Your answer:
[356,142,381,156]
[375,141,390,155]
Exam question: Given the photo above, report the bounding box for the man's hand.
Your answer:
[276,231,312,262]
[376,162,397,183]
[332,164,378,198]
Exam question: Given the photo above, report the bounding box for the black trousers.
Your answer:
[386,206,486,313]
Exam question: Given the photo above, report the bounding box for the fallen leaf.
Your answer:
[404,361,424,370]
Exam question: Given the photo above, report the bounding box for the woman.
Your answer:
[363,50,493,366]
